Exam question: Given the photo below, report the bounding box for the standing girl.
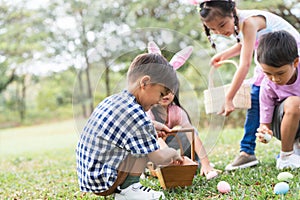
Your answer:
[198,0,300,170]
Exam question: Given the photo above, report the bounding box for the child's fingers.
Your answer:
[255,132,264,139]
[175,155,183,163]
[255,132,271,143]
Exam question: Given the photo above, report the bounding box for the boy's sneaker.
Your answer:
[276,153,300,170]
[293,138,300,155]
[225,153,259,171]
[114,182,165,200]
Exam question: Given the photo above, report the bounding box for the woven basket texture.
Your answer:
[203,60,251,114]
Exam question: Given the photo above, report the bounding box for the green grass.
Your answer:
[0,120,299,199]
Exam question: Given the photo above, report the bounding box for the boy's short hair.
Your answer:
[257,30,298,68]
[127,53,179,94]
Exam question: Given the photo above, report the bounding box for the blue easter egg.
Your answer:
[274,182,289,194]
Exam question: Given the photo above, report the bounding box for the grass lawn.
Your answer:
[0,119,299,199]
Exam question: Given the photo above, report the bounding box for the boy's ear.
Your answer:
[139,75,151,88]
[169,46,193,70]
[147,41,161,55]
[293,57,299,69]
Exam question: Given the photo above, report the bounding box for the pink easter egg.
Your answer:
[217,181,231,194]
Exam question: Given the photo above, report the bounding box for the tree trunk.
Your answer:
[84,60,93,115]
[0,70,15,94]
[104,59,110,97]
[17,76,26,122]
[79,10,93,115]
[77,70,87,118]
[20,77,26,121]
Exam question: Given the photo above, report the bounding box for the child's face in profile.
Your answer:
[203,15,235,37]
[261,62,298,85]
[139,83,170,111]
[159,93,175,107]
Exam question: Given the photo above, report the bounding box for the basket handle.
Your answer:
[208,60,238,88]
[163,128,195,161]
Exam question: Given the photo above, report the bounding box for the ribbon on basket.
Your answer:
[204,60,251,114]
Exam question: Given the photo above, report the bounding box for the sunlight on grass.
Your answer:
[0,119,78,156]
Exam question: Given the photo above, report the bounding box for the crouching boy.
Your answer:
[76,52,183,200]
[256,30,300,169]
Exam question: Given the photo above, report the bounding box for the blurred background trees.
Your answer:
[0,0,299,128]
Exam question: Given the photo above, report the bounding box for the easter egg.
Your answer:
[277,172,293,182]
[206,171,218,180]
[274,182,289,194]
[217,181,231,194]
[172,125,182,130]
[263,133,272,142]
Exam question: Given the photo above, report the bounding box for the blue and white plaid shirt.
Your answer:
[76,90,159,193]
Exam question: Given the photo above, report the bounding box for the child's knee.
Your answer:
[284,96,300,117]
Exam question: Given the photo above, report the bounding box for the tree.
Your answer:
[0,1,49,121]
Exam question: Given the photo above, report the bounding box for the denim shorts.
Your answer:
[272,100,300,140]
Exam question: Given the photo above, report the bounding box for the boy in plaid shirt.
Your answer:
[76,52,183,200]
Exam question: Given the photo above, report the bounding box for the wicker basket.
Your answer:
[203,60,251,114]
[147,128,198,189]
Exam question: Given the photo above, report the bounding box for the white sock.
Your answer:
[294,138,300,155]
[280,150,294,160]
[294,138,300,147]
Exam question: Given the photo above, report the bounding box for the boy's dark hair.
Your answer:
[127,53,179,94]
[257,30,298,68]
[199,0,240,49]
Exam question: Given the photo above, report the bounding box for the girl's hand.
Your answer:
[210,53,224,68]
[200,164,214,176]
[218,98,235,116]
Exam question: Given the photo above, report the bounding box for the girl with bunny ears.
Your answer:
[197,0,300,171]
[147,41,219,180]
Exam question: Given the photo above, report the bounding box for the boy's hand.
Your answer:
[256,125,273,143]
[156,130,167,138]
[171,154,183,165]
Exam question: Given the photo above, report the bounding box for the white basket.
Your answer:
[203,60,251,114]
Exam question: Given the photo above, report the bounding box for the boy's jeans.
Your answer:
[240,85,260,155]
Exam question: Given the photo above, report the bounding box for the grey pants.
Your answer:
[272,100,300,140]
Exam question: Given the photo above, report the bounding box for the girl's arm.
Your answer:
[210,43,242,67]
[179,109,215,174]
[221,16,265,116]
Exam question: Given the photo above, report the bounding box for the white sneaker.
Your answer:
[114,182,165,200]
[276,153,300,170]
[293,138,300,156]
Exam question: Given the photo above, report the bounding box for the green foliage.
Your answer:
[0,1,49,93]
[1,0,299,127]
[36,71,74,110]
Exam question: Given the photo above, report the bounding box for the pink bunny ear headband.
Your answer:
[147,41,193,70]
